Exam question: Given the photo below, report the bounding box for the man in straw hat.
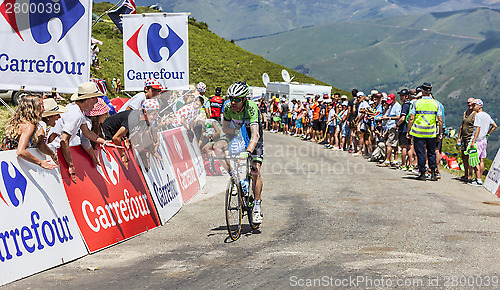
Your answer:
[55,82,121,183]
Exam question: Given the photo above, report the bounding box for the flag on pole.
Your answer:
[108,0,136,32]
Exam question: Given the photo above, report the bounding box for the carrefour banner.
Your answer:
[58,146,160,253]
[123,13,189,91]
[162,128,200,204]
[484,149,500,197]
[0,0,92,93]
[0,149,88,286]
[134,133,184,225]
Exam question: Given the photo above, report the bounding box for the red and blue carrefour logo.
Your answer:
[0,161,28,207]
[0,0,85,44]
[127,22,184,63]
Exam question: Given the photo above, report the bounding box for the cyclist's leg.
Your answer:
[251,161,262,200]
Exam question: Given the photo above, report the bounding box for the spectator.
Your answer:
[396,89,414,171]
[347,90,360,153]
[369,119,386,162]
[85,98,111,149]
[116,78,121,93]
[103,99,155,168]
[1,94,59,169]
[258,98,268,130]
[119,78,163,112]
[280,98,289,135]
[469,99,498,186]
[457,97,477,182]
[311,95,322,141]
[210,87,224,122]
[55,82,120,183]
[295,101,306,138]
[355,92,371,157]
[172,96,203,132]
[378,93,401,167]
[407,83,443,181]
[340,101,351,150]
[41,98,68,133]
[290,99,298,136]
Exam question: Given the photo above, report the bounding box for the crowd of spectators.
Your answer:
[259,84,497,184]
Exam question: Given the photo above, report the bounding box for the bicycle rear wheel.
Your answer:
[225,178,242,241]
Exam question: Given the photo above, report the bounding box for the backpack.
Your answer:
[209,95,223,118]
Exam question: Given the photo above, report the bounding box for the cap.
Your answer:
[196,82,207,93]
[42,98,68,117]
[368,100,374,105]
[375,93,383,98]
[142,99,160,111]
[323,94,329,99]
[472,99,483,106]
[416,86,422,92]
[86,98,110,117]
[357,91,365,97]
[342,101,348,106]
[422,82,432,91]
[341,95,348,100]
[325,99,332,103]
[398,89,409,95]
[467,97,475,104]
[370,90,379,96]
[382,92,387,98]
[386,93,396,104]
[144,78,163,90]
[71,82,105,101]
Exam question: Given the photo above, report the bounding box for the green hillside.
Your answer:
[237,7,500,156]
[91,2,347,97]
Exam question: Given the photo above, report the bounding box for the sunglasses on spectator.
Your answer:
[151,88,162,93]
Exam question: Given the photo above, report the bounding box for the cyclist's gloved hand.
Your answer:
[239,151,250,160]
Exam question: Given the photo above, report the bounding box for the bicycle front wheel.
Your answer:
[225,178,242,241]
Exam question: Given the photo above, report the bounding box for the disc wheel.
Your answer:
[225,178,242,241]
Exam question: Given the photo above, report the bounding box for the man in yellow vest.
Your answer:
[406,83,443,181]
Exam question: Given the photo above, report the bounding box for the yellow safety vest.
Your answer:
[410,98,438,138]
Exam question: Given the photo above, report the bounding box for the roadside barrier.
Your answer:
[484,149,500,197]
[0,127,206,286]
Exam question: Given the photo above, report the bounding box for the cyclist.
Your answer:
[220,81,264,224]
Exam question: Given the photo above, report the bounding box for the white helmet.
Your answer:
[226,81,249,98]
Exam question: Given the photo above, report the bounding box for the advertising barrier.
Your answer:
[0,0,92,93]
[484,148,500,197]
[122,13,189,91]
[58,146,160,252]
[0,149,87,286]
[184,130,207,189]
[134,135,184,225]
[162,128,200,203]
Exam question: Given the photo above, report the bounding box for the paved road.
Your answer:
[8,132,500,289]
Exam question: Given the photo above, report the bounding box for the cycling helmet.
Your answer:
[226,81,249,98]
[196,82,207,93]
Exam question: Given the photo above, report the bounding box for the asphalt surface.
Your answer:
[7,132,500,289]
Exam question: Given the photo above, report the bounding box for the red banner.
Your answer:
[58,146,160,252]
[162,128,200,203]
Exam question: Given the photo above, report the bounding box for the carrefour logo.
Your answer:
[0,0,85,44]
[0,161,27,207]
[126,22,184,63]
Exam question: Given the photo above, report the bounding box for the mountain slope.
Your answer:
[133,0,500,40]
[91,2,344,97]
[236,7,500,155]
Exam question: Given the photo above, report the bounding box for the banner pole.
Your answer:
[92,0,123,27]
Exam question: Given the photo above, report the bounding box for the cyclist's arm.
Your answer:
[246,123,260,153]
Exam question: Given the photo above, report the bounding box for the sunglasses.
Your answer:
[230,97,244,103]
[151,88,162,93]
